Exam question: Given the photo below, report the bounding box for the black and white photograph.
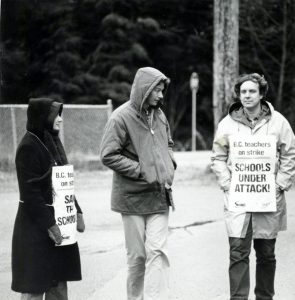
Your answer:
[1,1,295,299]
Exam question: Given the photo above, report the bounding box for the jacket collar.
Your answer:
[229,100,272,129]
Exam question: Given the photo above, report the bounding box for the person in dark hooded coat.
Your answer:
[11,98,85,300]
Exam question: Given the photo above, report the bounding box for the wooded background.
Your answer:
[1,0,294,149]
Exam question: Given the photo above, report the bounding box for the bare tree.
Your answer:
[213,0,239,132]
[166,82,207,150]
[245,1,289,111]
[166,82,189,138]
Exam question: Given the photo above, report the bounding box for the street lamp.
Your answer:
[190,72,199,151]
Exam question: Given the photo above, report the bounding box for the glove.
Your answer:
[77,213,85,233]
[48,224,62,245]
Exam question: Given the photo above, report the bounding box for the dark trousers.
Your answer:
[21,281,68,300]
[229,220,276,300]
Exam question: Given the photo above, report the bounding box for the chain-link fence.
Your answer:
[0,101,112,173]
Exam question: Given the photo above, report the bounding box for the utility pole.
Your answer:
[213,0,239,132]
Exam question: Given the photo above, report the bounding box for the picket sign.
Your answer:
[52,165,77,246]
[228,134,277,212]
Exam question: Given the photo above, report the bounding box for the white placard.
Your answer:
[228,135,277,212]
[52,165,77,246]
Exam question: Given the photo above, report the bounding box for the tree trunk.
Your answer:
[213,0,239,132]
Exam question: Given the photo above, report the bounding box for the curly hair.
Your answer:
[234,73,269,100]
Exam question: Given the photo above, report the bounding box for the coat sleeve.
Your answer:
[15,145,56,230]
[211,122,231,190]
[276,117,295,191]
[166,120,177,170]
[100,116,141,179]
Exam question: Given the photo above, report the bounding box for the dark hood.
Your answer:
[26,98,63,136]
[228,101,242,115]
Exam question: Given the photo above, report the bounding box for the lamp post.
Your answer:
[190,72,199,151]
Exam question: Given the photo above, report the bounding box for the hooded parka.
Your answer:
[12,98,82,294]
[100,67,176,214]
[211,101,295,239]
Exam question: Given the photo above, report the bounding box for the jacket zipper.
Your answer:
[145,110,162,183]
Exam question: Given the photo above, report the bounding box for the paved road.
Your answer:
[85,190,295,300]
[2,152,295,299]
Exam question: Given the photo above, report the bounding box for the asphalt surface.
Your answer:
[1,152,295,300]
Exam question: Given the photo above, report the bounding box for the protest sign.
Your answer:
[52,165,77,246]
[228,135,277,212]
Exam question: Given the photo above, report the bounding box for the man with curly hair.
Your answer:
[211,73,295,300]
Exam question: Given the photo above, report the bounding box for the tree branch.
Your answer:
[276,0,288,110]
[247,16,280,66]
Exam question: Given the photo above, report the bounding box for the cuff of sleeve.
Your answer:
[135,163,141,178]
[46,218,56,230]
[220,179,231,191]
[276,182,286,192]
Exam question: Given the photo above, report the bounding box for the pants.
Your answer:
[229,220,276,300]
[21,282,68,300]
[122,211,169,300]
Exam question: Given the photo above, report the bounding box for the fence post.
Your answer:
[107,99,113,119]
[11,107,18,156]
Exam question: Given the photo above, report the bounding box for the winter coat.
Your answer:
[211,101,295,239]
[12,98,82,294]
[100,67,176,214]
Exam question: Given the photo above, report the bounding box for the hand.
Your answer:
[275,184,283,198]
[77,213,85,233]
[223,183,231,192]
[48,224,62,245]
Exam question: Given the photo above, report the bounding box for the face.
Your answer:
[53,114,62,131]
[145,82,165,108]
[239,80,263,110]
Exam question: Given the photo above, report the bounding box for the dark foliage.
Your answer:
[1,0,294,148]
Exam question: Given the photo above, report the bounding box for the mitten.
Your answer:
[77,213,85,233]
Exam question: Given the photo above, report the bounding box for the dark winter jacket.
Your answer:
[12,98,82,294]
[100,67,176,214]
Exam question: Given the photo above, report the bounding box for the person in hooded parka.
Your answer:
[100,67,177,300]
[11,98,85,300]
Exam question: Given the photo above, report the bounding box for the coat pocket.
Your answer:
[115,173,158,195]
[138,159,158,184]
[123,190,164,213]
